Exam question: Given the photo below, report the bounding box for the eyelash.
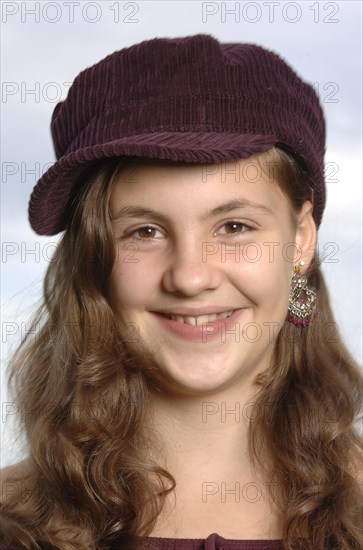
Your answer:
[123,219,253,241]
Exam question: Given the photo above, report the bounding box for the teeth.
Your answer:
[166,310,234,326]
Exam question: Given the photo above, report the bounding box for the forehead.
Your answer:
[109,156,289,215]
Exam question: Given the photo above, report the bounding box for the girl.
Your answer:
[1,34,362,550]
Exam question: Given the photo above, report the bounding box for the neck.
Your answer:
[142,376,284,540]
[145,377,264,477]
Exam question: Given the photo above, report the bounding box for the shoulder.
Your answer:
[0,458,33,504]
[0,458,32,482]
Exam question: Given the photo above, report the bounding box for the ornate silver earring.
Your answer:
[287,261,317,326]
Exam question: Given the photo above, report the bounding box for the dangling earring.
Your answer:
[287,260,317,326]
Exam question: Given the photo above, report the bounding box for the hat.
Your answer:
[28,34,326,235]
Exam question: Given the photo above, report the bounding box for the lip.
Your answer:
[150,309,246,342]
[151,306,241,316]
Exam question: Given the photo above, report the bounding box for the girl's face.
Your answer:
[108,157,310,395]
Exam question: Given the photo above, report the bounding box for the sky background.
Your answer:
[1,0,362,467]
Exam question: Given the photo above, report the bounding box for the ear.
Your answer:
[294,200,317,273]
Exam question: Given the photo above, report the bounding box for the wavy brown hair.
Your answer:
[1,148,362,549]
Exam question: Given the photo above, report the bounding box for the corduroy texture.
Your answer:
[28,34,326,235]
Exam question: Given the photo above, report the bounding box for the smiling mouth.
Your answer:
[158,310,236,326]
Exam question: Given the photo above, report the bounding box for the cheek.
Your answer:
[229,243,292,314]
[108,250,160,314]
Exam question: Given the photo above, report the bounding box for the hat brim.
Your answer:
[29,131,277,235]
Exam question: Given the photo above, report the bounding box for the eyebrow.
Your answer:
[111,198,274,223]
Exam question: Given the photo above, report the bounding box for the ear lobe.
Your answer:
[294,200,317,272]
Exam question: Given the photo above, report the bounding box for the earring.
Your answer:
[287,261,317,326]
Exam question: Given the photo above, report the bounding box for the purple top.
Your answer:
[0,533,284,549]
[137,533,283,549]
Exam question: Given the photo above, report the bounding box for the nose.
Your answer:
[161,239,222,296]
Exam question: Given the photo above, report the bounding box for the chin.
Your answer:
[154,372,231,397]
[146,352,246,396]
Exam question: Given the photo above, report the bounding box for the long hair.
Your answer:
[1,148,362,549]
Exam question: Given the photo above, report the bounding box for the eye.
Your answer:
[216,220,253,237]
[126,225,164,240]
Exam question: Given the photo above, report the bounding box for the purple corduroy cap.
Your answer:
[28,34,326,235]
